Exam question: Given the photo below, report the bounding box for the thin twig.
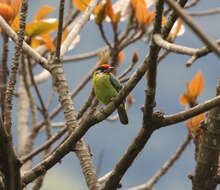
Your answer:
[164,0,220,57]
[153,34,198,55]
[56,0,65,59]
[60,0,99,56]
[188,7,220,17]
[127,134,191,190]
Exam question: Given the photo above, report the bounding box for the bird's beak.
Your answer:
[104,66,114,73]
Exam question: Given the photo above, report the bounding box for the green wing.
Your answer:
[109,74,122,92]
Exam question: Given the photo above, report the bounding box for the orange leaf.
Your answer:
[0,3,14,23]
[131,0,151,25]
[179,70,205,106]
[179,94,189,106]
[0,0,10,5]
[11,0,22,16]
[127,93,134,107]
[34,5,55,20]
[106,0,115,22]
[73,0,90,12]
[188,70,205,99]
[117,51,124,64]
[168,19,184,41]
[145,12,155,26]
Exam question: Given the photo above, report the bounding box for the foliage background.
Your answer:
[1,0,220,189]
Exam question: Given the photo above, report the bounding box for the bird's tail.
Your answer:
[117,104,128,125]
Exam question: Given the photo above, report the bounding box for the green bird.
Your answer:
[93,64,129,125]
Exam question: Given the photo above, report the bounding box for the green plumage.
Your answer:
[93,70,128,125]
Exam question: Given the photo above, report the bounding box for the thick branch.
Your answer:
[192,80,220,190]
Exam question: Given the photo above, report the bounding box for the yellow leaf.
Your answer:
[25,19,58,37]
[11,14,19,31]
[31,34,55,51]
[40,34,55,51]
[34,5,55,20]
[31,38,42,49]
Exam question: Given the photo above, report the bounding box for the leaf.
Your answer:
[179,70,205,106]
[25,19,58,37]
[112,0,131,21]
[131,0,151,25]
[0,0,10,5]
[11,14,19,31]
[168,19,185,41]
[145,12,155,26]
[127,93,134,107]
[117,51,124,64]
[0,3,14,23]
[34,5,55,20]
[73,0,90,12]
[11,0,22,16]
[186,113,205,135]
[106,0,115,22]
[188,70,205,99]
[179,94,189,106]
[40,34,55,51]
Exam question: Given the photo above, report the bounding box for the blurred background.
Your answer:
[2,0,220,189]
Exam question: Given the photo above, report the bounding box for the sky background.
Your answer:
[3,0,220,189]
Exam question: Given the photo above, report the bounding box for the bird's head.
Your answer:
[96,64,114,74]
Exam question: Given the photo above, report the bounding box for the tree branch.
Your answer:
[192,80,220,190]
[164,0,220,57]
[128,134,191,190]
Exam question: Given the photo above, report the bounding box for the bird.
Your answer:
[93,64,129,125]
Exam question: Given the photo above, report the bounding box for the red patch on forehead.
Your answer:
[103,64,110,69]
